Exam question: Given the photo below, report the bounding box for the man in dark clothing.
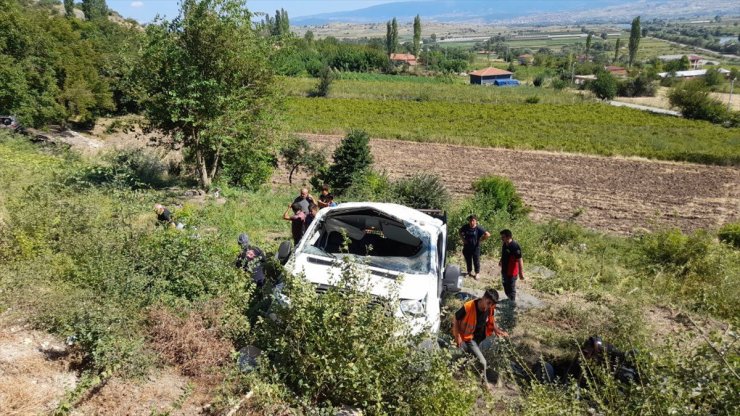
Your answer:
[283,202,307,245]
[154,204,174,228]
[293,187,315,214]
[499,229,524,304]
[452,289,508,383]
[459,215,491,279]
[570,336,639,385]
[305,203,319,229]
[318,184,333,209]
[235,233,267,286]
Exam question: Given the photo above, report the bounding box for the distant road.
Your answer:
[646,36,740,61]
[608,100,681,117]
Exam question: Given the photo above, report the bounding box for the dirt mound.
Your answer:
[71,369,207,416]
[275,134,740,234]
[0,319,76,415]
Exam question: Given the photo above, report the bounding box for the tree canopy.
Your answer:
[137,0,279,189]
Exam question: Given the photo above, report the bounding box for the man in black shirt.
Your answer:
[499,229,524,304]
[235,233,267,286]
[154,204,174,228]
[569,336,639,386]
[459,215,491,279]
[318,184,333,209]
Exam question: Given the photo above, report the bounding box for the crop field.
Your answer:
[282,76,581,103]
[284,97,740,166]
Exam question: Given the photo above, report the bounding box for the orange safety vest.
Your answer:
[458,299,495,342]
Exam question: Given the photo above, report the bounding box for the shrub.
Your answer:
[533,74,545,87]
[311,66,335,98]
[551,78,568,90]
[391,173,450,209]
[718,222,740,248]
[258,260,477,414]
[316,129,374,195]
[471,175,529,219]
[669,81,737,126]
[590,71,618,100]
[618,75,657,97]
[525,96,541,104]
[342,169,393,202]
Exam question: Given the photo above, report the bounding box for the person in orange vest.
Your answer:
[452,289,508,383]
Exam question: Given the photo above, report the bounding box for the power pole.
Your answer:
[729,76,736,112]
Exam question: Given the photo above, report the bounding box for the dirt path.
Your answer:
[274,134,740,234]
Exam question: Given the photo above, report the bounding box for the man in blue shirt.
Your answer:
[459,215,491,279]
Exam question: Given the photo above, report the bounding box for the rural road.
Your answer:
[608,101,681,116]
[275,134,740,235]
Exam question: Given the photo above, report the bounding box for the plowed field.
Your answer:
[273,134,740,234]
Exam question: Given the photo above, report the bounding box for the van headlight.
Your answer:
[400,299,425,317]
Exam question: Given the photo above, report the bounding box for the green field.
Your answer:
[283,76,583,104]
[285,97,740,165]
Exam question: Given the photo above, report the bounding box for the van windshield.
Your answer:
[300,208,432,275]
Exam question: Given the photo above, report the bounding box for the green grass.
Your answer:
[1,133,738,414]
[285,97,740,165]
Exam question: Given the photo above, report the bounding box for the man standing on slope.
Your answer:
[499,229,524,306]
[452,289,508,384]
[459,215,491,279]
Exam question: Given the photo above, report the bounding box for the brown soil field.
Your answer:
[273,134,740,234]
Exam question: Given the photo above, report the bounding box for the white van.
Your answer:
[276,202,463,334]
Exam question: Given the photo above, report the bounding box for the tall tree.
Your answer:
[280,8,289,35]
[81,0,107,20]
[614,38,621,62]
[585,33,593,54]
[386,20,392,55]
[138,0,278,189]
[391,17,398,54]
[413,14,421,56]
[64,0,74,17]
[628,16,641,68]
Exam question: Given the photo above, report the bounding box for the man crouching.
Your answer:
[452,289,508,384]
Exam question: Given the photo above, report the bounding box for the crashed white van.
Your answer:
[277,202,463,334]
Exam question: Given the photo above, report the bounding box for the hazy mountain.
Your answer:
[292,0,740,25]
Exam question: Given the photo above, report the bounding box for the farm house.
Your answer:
[469,67,520,86]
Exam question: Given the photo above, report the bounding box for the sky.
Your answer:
[106,0,412,23]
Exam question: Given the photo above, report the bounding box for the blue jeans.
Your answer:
[461,337,495,383]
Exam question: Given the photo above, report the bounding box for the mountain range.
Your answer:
[292,0,740,25]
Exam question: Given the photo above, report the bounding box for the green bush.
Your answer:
[472,176,529,219]
[391,173,450,209]
[590,71,618,100]
[258,260,477,414]
[343,170,393,202]
[718,222,740,248]
[311,66,335,98]
[669,81,738,126]
[316,129,374,195]
[533,74,545,87]
[525,96,541,104]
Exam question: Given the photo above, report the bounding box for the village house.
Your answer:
[469,67,520,86]
[389,53,417,66]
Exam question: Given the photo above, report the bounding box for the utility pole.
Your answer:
[729,76,736,112]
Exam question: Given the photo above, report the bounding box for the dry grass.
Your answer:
[147,301,233,383]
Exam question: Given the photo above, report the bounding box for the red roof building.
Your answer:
[604,66,628,77]
[469,67,519,86]
[390,53,417,66]
[469,67,513,77]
